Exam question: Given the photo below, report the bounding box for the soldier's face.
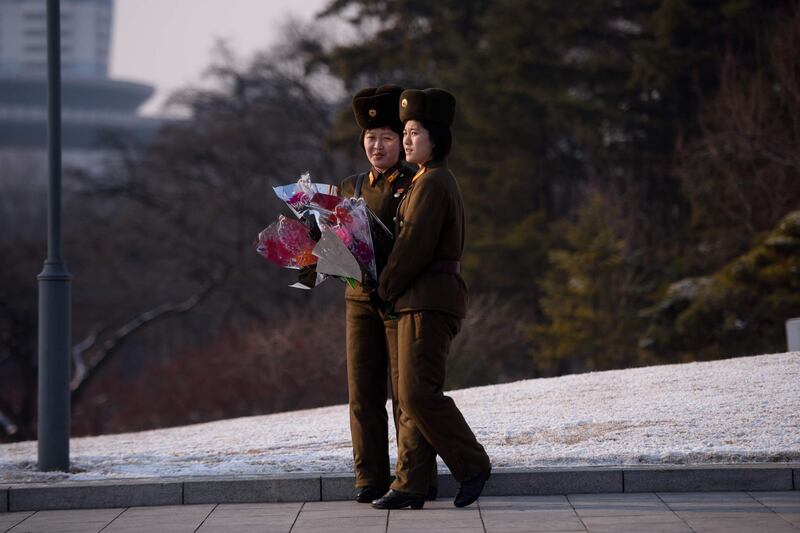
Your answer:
[403,120,433,165]
[363,127,401,171]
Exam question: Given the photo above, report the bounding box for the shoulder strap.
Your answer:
[354,172,367,198]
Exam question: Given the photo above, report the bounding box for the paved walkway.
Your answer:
[1,491,799,532]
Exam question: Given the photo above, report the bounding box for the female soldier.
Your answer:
[371,89,491,510]
[340,85,437,503]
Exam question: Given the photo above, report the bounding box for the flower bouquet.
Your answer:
[255,215,317,269]
[257,172,382,290]
[317,197,378,285]
[272,172,338,219]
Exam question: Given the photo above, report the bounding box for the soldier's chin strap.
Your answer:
[354,172,368,198]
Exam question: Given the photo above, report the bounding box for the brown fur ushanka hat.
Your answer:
[398,88,456,126]
[352,85,404,132]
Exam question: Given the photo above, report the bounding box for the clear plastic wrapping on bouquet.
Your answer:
[255,215,317,269]
[273,172,338,219]
[317,197,378,284]
[258,171,382,289]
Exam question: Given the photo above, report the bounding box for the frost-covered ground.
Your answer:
[2,352,798,483]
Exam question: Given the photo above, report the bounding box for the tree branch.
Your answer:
[70,272,225,403]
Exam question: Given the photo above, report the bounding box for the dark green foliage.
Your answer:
[315,0,798,376]
[641,210,800,360]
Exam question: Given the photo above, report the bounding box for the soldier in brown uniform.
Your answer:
[371,89,492,510]
[339,85,437,503]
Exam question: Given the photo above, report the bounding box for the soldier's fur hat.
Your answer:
[399,88,456,126]
[352,85,404,134]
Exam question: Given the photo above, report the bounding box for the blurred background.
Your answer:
[1,0,798,443]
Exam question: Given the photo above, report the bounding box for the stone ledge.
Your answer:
[4,464,798,512]
[183,474,319,504]
[623,465,794,492]
[318,467,621,500]
[320,473,355,501]
[483,467,622,496]
[8,479,181,512]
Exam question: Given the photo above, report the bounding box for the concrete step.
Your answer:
[3,464,798,513]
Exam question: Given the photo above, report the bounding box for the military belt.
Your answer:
[428,259,461,274]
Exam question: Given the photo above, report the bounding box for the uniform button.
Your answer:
[393,216,398,222]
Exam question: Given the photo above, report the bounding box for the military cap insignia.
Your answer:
[351,85,404,129]
[401,98,408,108]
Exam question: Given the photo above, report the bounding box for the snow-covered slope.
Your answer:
[2,352,798,482]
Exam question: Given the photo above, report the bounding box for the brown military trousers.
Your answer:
[389,310,491,495]
[345,299,438,490]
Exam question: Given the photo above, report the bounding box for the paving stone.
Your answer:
[387,501,481,528]
[302,500,385,518]
[388,509,484,533]
[303,502,387,519]
[293,525,385,533]
[624,466,793,492]
[481,508,585,532]
[0,487,7,513]
[659,491,798,532]
[389,507,479,522]
[101,504,214,533]
[0,511,34,531]
[568,492,672,517]
[292,511,386,533]
[675,513,799,533]
[4,508,123,533]
[481,468,621,497]
[388,526,484,533]
[749,490,800,508]
[183,474,319,504]
[657,491,764,510]
[580,513,691,533]
[9,479,181,511]
[196,502,301,533]
[479,495,572,510]
[748,491,800,528]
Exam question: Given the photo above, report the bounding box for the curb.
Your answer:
[3,464,798,512]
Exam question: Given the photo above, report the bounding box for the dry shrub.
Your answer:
[72,298,347,436]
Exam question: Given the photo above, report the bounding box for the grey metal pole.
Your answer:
[38,0,71,472]
[787,318,800,352]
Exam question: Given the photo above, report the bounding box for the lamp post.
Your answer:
[38,0,71,472]
[788,318,800,352]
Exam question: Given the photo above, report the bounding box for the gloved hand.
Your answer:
[369,291,397,320]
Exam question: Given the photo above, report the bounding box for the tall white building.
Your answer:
[0,0,162,155]
[0,0,113,77]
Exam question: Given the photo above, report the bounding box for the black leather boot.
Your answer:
[355,486,387,503]
[371,489,425,510]
[426,485,438,501]
[453,467,491,508]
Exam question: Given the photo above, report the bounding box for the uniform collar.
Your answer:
[369,161,402,186]
[425,157,447,169]
[411,157,447,182]
[412,164,427,183]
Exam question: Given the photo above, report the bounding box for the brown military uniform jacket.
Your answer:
[377,158,468,318]
[339,162,414,301]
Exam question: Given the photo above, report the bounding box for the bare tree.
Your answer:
[0,23,349,441]
[677,7,800,268]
